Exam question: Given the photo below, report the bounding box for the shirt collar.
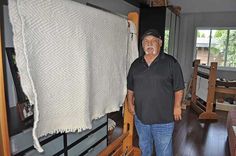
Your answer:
[141,51,164,64]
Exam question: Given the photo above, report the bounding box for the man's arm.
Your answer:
[174,89,184,121]
[127,90,135,115]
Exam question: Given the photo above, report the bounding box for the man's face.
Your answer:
[142,35,162,55]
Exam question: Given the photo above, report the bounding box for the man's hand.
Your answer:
[128,104,135,115]
[127,90,135,115]
[174,106,182,121]
[174,90,183,121]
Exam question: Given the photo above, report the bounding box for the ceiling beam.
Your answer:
[123,0,141,8]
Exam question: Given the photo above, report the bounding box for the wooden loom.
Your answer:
[215,78,236,110]
[98,98,141,156]
[215,81,236,96]
[190,60,218,120]
[98,12,141,156]
[0,19,11,156]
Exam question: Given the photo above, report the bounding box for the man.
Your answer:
[127,29,185,156]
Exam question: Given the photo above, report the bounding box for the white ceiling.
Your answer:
[168,0,236,13]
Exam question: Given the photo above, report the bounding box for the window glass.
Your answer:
[196,30,210,65]
[209,30,227,66]
[226,30,236,67]
[195,28,236,68]
[164,29,169,53]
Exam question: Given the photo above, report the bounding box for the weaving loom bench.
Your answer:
[190,60,218,120]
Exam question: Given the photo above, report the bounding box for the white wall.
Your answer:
[177,11,236,82]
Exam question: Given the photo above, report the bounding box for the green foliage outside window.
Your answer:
[196,29,236,67]
[164,29,169,53]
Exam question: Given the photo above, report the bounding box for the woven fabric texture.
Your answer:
[9,0,138,152]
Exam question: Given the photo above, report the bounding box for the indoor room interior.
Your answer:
[1,0,236,156]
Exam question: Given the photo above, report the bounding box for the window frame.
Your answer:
[193,27,236,71]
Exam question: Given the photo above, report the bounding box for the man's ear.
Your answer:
[159,39,163,47]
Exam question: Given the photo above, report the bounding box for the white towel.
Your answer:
[8,0,138,152]
[127,21,139,74]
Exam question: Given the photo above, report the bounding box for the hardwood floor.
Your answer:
[108,108,230,156]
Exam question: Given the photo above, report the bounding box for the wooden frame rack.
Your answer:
[190,60,218,120]
[0,14,11,156]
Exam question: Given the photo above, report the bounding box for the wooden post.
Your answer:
[127,12,139,33]
[191,60,200,106]
[0,22,11,156]
[122,98,134,153]
[206,62,217,112]
[199,62,218,120]
[122,11,140,154]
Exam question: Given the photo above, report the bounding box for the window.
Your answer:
[164,29,169,53]
[195,28,236,67]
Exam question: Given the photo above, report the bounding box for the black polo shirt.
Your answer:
[127,52,185,124]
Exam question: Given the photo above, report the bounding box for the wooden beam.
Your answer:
[128,12,139,35]
[205,62,217,113]
[122,12,140,154]
[0,19,11,156]
[122,98,134,153]
[98,132,128,156]
[215,87,236,95]
[191,60,200,106]
[199,112,218,120]
[110,145,123,156]
[216,81,236,87]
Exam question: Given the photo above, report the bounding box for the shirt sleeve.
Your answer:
[172,61,185,91]
[127,64,134,91]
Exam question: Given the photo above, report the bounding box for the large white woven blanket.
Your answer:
[8,0,138,152]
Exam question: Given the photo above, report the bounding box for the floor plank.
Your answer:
[108,108,230,156]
